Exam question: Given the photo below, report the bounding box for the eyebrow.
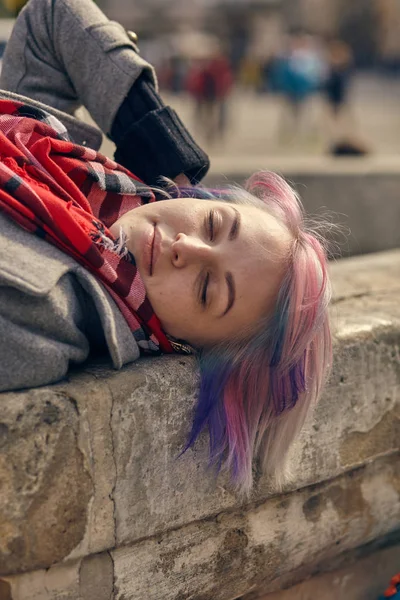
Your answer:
[228,207,241,240]
[220,271,235,317]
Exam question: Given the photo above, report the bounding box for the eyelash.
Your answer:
[200,210,218,306]
[201,272,210,306]
[208,209,215,241]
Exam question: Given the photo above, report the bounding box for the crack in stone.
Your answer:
[77,559,84,596]
[107,550,116,600]
[104,380,118,549]
[87,372,118,550]
[63,392,79,416]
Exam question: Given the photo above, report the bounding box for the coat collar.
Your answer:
[0,89,103,150]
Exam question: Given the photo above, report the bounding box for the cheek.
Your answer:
[144,274,195,336]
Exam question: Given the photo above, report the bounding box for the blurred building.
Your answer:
[377,0,400,68]
[289,0,400,68]
[75,0,400,70]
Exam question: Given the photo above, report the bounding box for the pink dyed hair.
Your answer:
[185,171,332,495]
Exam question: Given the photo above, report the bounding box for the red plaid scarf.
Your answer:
[0,99,173,354]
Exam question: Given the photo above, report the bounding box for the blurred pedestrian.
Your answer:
[324,39,353,120]
[323,39,368,156]
[238,56,262,92]
[273,32,326,141]
[186,53,233,144]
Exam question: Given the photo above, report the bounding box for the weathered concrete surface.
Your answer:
[206,164,400,257]
[0,249,399,596]
[2,455,400,599]
[109,456,400,600]
[0,376,115,575]
[0,388,94,574]
[247,542,400,600]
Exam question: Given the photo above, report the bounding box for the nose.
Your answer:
[171,233,214,268]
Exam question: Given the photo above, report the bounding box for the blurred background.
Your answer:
[2,0,400,166]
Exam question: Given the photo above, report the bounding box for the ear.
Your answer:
[166,335,194,355]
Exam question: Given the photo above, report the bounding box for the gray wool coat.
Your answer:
[0,0,159,392]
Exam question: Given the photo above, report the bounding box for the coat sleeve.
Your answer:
[0,274,97,392]
[0,0,155,134]
[1,0,210,184]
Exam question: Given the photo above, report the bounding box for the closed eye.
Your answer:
[208,209,215,241]
[200,272,210,306]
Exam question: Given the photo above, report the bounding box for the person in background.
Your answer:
[323,38,368,156]
[186,53,233,145]
[273,32,326,142]
[324,38,353,121]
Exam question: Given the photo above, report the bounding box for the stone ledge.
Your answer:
[0,250,399,596]
[2,455,400,600]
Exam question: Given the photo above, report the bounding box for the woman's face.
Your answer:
[110,198,291,347]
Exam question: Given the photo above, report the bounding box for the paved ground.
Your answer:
[96,73,400,171]
[164,73,400,155]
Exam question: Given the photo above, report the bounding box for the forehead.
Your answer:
[234,202,288,245]
[165,196,290,257]
[216,204,291,337]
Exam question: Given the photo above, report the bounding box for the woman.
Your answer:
[324,39,353,119]
[0,0,332,494]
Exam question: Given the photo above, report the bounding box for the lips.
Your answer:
[143,224,161,276]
